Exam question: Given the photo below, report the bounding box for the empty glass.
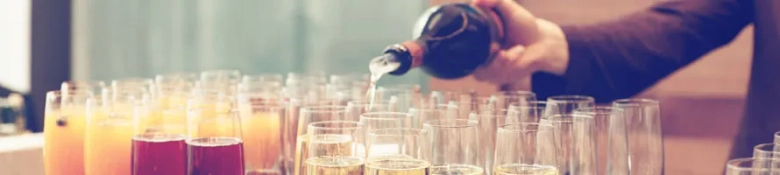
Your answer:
[493,123,559,175]
[469,111,520,175]
[542,114,597,175]
[509,102,546,123]
[574,107,630,175]
[613,99,663,175]
[483,91,536,112]
[424,119,484,175]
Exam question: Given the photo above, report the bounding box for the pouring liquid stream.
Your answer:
[366,55,402,111]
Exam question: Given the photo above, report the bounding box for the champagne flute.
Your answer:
[132,92,187,175]
[469,110,519,175]
[366,128,431,175]
[574,107,630,175]
[493,123,559,175]
[613,99,663,175]
[424,119,484,175]
[541,114,597,175]
[186,94,244,175]
[43,90,93,175]
[238,98,285,174]
[85,88,148,175]
[291,105,348,175]
[305,121,365,175]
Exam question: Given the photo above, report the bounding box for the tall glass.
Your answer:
[187,95,244,175]
[132,95,187,175]
[291,106,348,175]
[305,121,365,175]
[541,114,597,175]
[574,107,630,175]
[366,128,431,175]
[43,90,91,175]
[424,119,484,175]
[470,110,523,175]
[545,95,594,117]
[240,103,284,175]
[84,91,144,175]
[726,157,778,175]
[613,99,663,175]
[493,123,559,175]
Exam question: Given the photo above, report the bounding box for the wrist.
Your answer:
[534,19,569,76]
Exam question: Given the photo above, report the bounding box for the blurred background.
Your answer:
[0,0,753,174]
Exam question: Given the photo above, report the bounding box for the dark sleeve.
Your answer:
[531,0,754,103]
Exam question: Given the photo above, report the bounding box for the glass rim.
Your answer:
[409,104,459,111]
[547,95,595,102]
[493,90,536,97]
[302,105,347,113]
[360,112,412,119]
[308,120,362,131]
[612,98,660,106]
[543,114,593,121]
[423,119,478,128]
[368,128,426,137]
[726,157,777,170]
[61,80,107,90]
[573,106,624,115]
[754,143,777,152]
[347,101,390,107]
[499,122,553,132]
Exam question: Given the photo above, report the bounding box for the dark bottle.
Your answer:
[370,3,504,79]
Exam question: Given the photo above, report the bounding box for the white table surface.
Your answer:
[0,133,45,175]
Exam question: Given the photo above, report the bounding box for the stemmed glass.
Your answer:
[304,121,365,175]
[493,123,559,175]
[424,119,484,175]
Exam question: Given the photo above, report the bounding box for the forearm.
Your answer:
[532,0,753,102]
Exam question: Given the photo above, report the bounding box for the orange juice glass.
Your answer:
[84,91,146,175]
[43,91,90,175]
[240,103,283,174]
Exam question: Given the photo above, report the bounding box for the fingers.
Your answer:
[474,45,531,85]
[472,0,541,45]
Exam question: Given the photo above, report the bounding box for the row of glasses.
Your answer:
[724,131,780,174]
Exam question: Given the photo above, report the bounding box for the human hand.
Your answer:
[470,0,569,89]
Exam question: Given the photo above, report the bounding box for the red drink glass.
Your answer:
[187,137,245,175]
[132,133,187,175]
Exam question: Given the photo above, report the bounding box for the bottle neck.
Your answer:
[384,41,424,76]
